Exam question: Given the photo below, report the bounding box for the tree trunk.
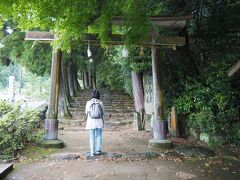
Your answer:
[58,58,72,118]
[131,71,144,112]
[62,59,72,105]
[82,71,86,89]
[19,66,22,94]
[67,60,75,96]
[132,71,145,131]
[88,68,92,89]
[93,71,97,89]
[72,64,80,94]
[84,69,89,88]
[40,76,42,93]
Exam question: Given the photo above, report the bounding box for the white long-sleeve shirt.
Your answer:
[85,98,105,129]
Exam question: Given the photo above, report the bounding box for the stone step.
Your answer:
[73,98,133,103]
[112,97,133,100]
[73,101,133,104]
[69,113,134,118]
[73,96,133,100]
[60,118,134,126]
[68,112,133,118]
[113,102,133,104]
[112,104,134,106]
[69,107,133,111]
[73,97,112,100]
[68,107,80,111]
[69,114,134,120]
[69,89,135,127]
[59,119,84,126]
[74,107,132,111]
[71,103,112,108]
[0,163,13,179]
[71,101,133,105]
[72,103,133,106]
[63,117,134,121]
[70,108,134,112]
[73,97,112,101]
[70,111,134,115]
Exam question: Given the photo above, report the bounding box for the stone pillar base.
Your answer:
[45,119,59,140]
[148,139,173,149]
[37,139,64,149]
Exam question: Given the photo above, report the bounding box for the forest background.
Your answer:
[0,0,240,158]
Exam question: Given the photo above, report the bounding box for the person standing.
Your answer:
[85,90,105,157]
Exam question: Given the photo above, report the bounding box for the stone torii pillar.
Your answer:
[148,29,173,149]
[45,49,61,140]
[25,32,64,148]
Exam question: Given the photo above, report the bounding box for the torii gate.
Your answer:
[25,15,191,148]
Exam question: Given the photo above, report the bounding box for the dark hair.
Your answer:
[92,90,100,99]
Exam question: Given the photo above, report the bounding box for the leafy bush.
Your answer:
[232,124,240,145]
[174,61,238,139]
[233,124,240,145]
[0,100,15,117]
[0,100,41,160]
[188,109,217,135]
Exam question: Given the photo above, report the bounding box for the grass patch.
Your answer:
[12,145,59,170]
[21,145,59,162]
[13,145,59,170]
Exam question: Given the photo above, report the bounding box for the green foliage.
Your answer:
[21,41,52,76]
[20,145,57,163]
[174,61,238,138]
[157,1,240,142]
[0,24,52,76]
[97,56,132,95]
[96,45,151,94]
[233,124,240,145]
[0,100,41,160]
[188,109,217,135]
[123,0,150,45]
[0,63,20,88]
[0,22,23,65]
[127,46,151,72]
[0,100,14,117]
[0,0,239,145]
[0,0,155,49]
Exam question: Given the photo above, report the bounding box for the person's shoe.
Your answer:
[90,153,94,157]
[95,150,103,156]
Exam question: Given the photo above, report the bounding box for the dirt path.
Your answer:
[5,123,240,180]
[6,159,202,180]
[58,123,152,154]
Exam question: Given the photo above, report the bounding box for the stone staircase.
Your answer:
[60,89,134,126]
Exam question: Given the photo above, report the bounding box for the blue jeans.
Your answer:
[89,128,102,155]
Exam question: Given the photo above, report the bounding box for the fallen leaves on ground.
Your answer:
[176,171,196,179]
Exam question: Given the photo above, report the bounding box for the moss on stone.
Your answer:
[37,139,64,149]
[148,139,173,149]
